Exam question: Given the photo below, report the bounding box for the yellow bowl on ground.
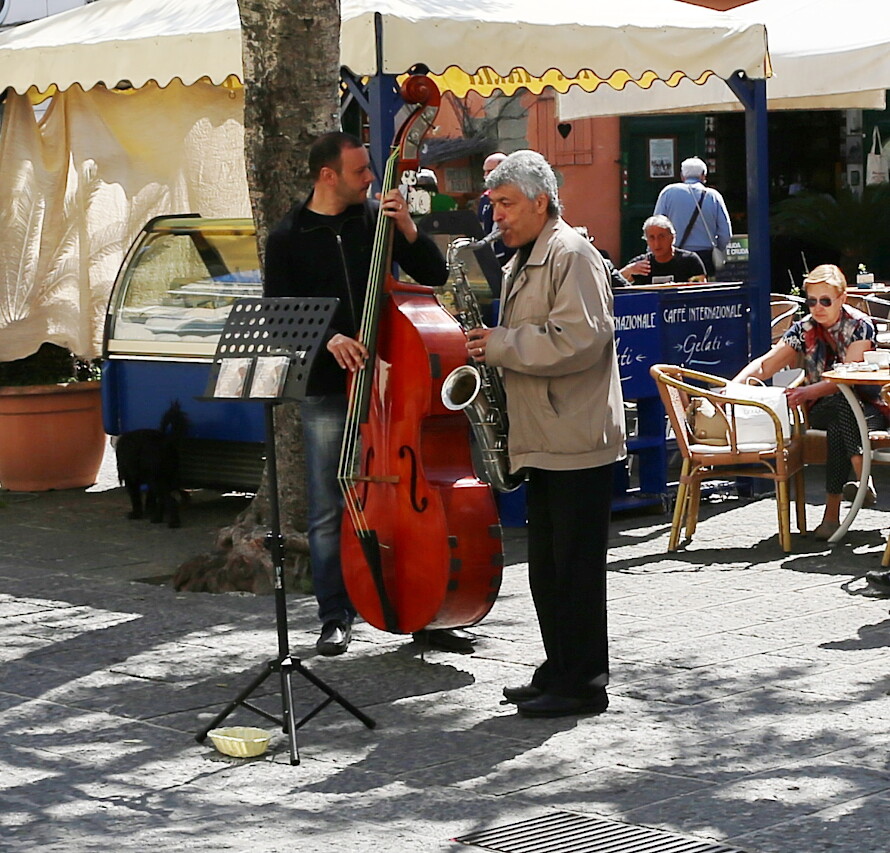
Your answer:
[207,726,272,758]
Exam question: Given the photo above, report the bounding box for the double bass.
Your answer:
[337,76,503,634]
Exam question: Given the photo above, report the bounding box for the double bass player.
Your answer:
[264,132,475,655]
[466,150,626,717]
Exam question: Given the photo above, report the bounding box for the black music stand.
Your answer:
[194,297,375,766]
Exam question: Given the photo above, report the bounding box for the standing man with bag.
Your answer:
[653,156,731,277]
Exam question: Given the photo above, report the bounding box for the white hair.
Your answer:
[681,157,708,180]
[485,150,561,217]
[643,215,676,237]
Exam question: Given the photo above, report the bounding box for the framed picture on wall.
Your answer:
[648,137,676,179]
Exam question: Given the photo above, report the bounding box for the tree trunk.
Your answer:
[173,0,341,595]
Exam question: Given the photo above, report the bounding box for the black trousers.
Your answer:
[526,463,613,698]
[808,393,886,494]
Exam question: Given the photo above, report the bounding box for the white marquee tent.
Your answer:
[560,0,890,119]
[0,0,769,96]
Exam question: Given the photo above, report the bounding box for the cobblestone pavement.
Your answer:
[1,442,890,852]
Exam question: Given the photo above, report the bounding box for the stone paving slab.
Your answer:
[620,758,890,843]
[2,462,890,851]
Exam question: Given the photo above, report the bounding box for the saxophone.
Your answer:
[440,229,524,493]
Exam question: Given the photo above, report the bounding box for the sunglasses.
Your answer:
[805,296,836,308]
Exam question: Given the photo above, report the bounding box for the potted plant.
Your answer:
[0,343,105,491]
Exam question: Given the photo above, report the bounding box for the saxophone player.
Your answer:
[466,150,626,718]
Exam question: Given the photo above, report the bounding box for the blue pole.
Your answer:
[366,75,402,191]
[725,73,771,360]
[365,13,403,193]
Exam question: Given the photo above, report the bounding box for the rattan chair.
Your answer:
[860,294,890,348]
[770,298,800,344]
[651,364,807,552]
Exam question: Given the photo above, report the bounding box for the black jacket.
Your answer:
[264,195,447,395]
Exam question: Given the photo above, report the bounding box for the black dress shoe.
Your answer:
[865,569,890,592]
[412,627,475,653]
[502,683,542,703]
[316,620,351,656]
[516,691,608,718]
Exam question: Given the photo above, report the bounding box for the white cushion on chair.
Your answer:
[689,442,778,454]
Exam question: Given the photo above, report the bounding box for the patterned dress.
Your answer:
[783,305,886,493]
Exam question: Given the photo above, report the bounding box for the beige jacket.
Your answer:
[485,217,626,472]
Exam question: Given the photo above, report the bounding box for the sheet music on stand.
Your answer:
[204,297,339,402]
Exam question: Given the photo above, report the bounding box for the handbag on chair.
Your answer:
[686,397,730,445]
[686,382,790,446]
[720,380,792,444]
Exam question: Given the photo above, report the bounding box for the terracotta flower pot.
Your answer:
[0,382,105,491]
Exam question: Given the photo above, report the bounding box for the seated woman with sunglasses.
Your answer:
[734,264,888,540]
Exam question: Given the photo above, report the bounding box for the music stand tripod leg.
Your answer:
[195,659,277,744]
[290,658,377,729]
[278,660,301,765]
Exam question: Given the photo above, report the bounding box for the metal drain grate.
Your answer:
[455,812,747,853]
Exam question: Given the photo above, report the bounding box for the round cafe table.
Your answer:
[821,365,890,551]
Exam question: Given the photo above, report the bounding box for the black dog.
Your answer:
[116,401,189,528]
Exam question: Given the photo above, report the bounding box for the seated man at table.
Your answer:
[618,215,707,285]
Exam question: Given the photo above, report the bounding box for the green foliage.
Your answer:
[0,343,100,387]
[771,184,890,281]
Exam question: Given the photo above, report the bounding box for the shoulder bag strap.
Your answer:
[678,186,703,249]
[684,187,718,249]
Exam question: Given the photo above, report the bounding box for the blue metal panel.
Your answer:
[364,13,403,191]
[613,285,750,400]
[660,287,751,379]
[366,73,402,190]
[613,290,662,400]
[613,284,749,506]
[101,359,264,441]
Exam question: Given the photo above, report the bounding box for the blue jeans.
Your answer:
[299,394,355,625]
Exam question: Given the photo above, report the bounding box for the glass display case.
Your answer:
[102,215,266,491]
[106,215,263,357]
